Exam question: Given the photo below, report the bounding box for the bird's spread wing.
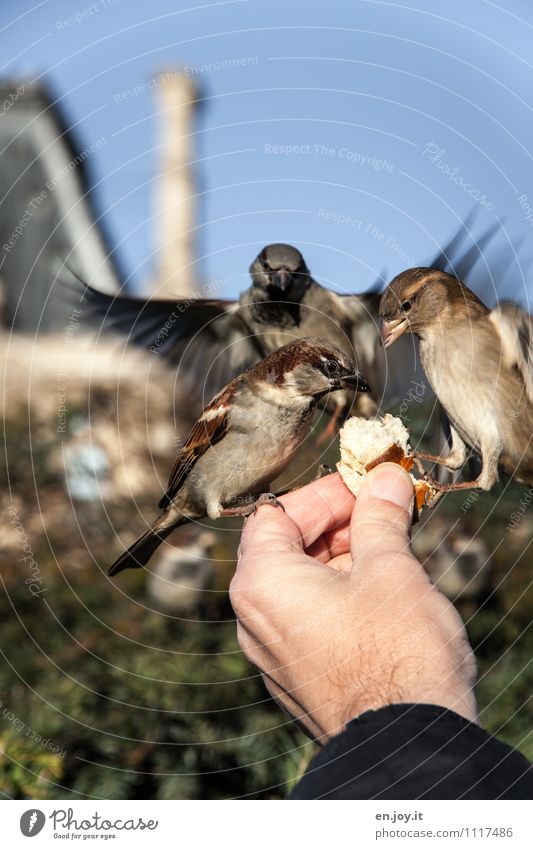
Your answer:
[429,210,500,282]
[489,303,533,403]
[335,289,382,369]
[63,270,263,405]
[335,265,384,315]
[159,382,236,508]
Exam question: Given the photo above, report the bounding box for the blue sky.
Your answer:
[2,0,533,303]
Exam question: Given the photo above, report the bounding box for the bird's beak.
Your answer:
[381,318,408,348]
[272,269,291,292]
[339,372,372,394]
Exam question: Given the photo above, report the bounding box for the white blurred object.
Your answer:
[412,517,492,602]
[63,415,112,501]
[147,532,215,613]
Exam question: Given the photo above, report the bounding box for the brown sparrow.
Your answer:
[108,338,370,575]
[380,268,533,492]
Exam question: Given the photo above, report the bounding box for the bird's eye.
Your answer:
[324,359,340,376]
[401,300,412,312]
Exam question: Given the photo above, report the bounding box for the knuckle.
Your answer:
[229,574,267,620]
[234,621,256,661]
[353,501,410,545]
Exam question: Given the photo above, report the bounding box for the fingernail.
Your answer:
[368,463,414,510]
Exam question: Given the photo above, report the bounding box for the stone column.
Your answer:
[152,70,200,297]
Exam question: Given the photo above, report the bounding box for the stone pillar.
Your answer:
[152,70,200,297]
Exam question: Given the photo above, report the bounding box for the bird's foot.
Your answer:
[424,476,483,494]
[317,405,345,446]
[413,450,463,472]
[254,491,286,512]
[218,491,286,519]
[413,450,448,466]
[315,463,334,480]
[412,455,428,477]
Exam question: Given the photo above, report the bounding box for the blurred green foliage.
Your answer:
[0,566,315,799]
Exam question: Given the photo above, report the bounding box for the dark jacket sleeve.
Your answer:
[290,703,533,799]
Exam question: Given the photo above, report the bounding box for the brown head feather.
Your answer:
[251,337,350,385]
[380,267,488,340]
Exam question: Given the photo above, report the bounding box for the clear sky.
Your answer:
[1,0,533,304]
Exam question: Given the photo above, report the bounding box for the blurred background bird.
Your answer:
[380,269,533,492]
[108,337,369,575]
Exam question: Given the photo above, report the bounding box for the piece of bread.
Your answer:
[337,413,439,511]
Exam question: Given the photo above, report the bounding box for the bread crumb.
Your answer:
[337,414,439,512]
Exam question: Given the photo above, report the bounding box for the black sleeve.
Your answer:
[290,703,533,799]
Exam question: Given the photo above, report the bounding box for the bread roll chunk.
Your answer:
[337,414,439,511]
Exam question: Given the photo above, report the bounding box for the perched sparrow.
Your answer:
[108,338,370,575]
[380,268,533,492]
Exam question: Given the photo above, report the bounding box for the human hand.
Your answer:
[230,464,478,743]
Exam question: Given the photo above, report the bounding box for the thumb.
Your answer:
[349,463,415,575]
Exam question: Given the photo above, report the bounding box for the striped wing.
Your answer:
[158,383,236,507]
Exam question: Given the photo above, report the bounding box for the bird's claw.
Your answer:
[253,491,286,513]
[315,463,334,480]
[413,456,428,477]
[317,406,345,445]
[423,476,483,495]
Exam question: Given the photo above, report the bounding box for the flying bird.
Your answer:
[108,337,370,575]
[380,268,533,492]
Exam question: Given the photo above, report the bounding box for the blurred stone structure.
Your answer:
[147,530,215,614]
[0,333,200,579]
[0,73,208,609]
[0,80,122,332]
[0,71,200,330]
[151,70,201,298]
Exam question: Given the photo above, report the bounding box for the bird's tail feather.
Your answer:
[108,516,189,576]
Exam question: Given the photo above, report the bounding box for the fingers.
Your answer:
[238,473,354,569]
[349,463,415,577]
[306,523,351,562]
[278,472,355,548]
[236,504,303,573]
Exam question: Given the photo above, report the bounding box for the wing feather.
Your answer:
[489,303,533,403]
[159,383,235,507]
[61,270,263,405]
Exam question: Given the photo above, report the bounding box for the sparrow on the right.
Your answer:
[380,268,533,492]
